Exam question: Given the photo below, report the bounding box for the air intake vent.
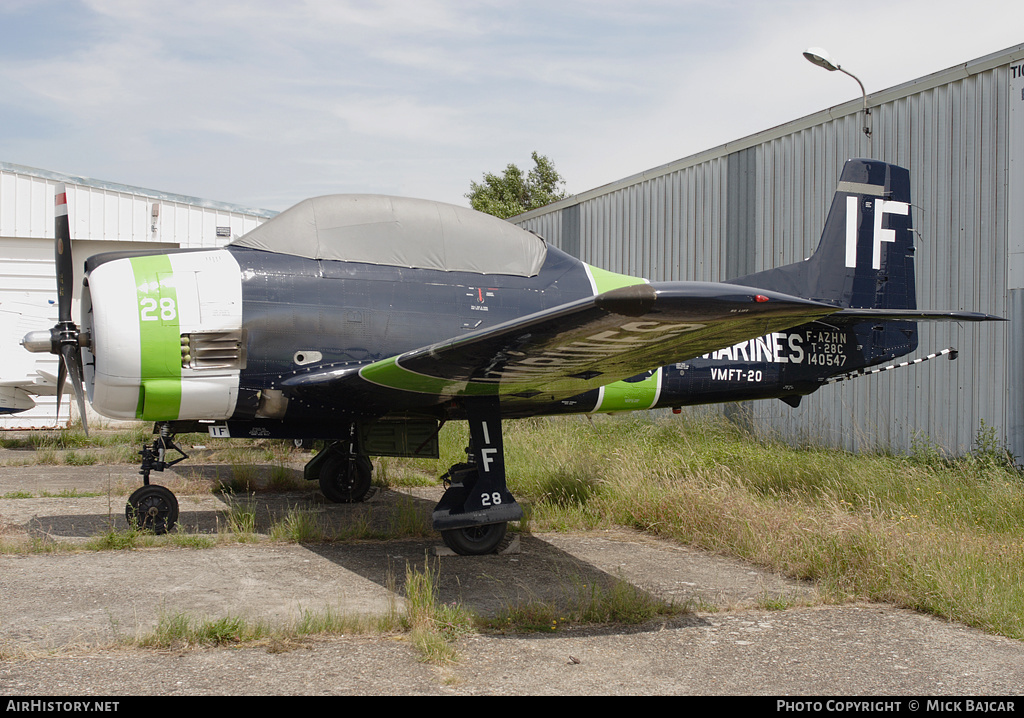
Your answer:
[181,330,247,370]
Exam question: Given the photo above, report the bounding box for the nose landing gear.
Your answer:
[126,425,188,534]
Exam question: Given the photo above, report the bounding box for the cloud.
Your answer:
[1,0,1023,211]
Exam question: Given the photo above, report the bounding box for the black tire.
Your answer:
[441,522,509,555]
[318,453,373,503]
[125,485,179,534]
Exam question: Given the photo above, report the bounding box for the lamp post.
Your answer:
[803,47,872,153]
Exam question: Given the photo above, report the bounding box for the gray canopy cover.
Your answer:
[231,194,547,277]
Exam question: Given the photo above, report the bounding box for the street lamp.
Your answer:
[803,47,872,149]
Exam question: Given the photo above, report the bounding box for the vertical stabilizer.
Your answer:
[729,159,916,310]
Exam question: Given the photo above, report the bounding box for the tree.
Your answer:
[466,151,568,219]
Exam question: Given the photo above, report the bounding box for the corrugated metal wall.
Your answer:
[514,45,1024,458]
[0,164,272,245]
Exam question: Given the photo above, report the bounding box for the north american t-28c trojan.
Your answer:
[21,159,1000,554]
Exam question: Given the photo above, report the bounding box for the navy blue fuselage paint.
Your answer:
[227,243,597,423]
[163,159,961,440]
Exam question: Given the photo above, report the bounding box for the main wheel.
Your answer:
[126,485,179,534]
[318,453,373,503]
[440,522,509,555]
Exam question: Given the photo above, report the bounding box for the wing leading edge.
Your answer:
[281,281,840,410]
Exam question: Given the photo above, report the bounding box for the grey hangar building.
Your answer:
[510,42,1024,460]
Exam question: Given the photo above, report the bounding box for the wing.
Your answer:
[0,368,72,414]
[0,370,68,413]
[0,299,63,414]
[281,281,840,413]
[0,385,36,414]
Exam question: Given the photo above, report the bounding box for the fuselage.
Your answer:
[78,240,907,434]
[80,241,642,424]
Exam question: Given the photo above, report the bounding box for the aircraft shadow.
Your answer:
[18,468,707,631]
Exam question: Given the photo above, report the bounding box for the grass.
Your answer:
[0,424,151,466]
[0,426,298,468]
[124,559,682,666]
[3,413,1024,643]
[402,559,475,664]
[492,413,1024,640]
[223,497,259,539]
[82,525,218,551]
[132,607,403,650]
[268,505,327,543]
[486,573,687,633]
[124,561,462,661]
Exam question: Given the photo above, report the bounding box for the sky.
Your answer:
[1,0,1023,213]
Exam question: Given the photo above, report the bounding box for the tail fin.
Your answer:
[726,158,923,387]
[729,158,915,310]
[726,159,999,398]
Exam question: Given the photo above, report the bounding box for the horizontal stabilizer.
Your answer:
[832,308,1005,322]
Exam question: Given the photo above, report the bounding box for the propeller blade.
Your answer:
[60,343,89,436]
[55,343,67,424]
[54,184,74,324]
[51,183,88,434]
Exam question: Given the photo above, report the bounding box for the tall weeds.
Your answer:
[495,413,1024,640]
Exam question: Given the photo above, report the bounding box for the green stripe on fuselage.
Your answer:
[595,369,661,412]
[585,264,647,294]
[130,255,182,420]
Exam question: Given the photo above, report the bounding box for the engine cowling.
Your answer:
[81,249,245,421]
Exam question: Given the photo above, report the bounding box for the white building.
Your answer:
[0,163,274,429]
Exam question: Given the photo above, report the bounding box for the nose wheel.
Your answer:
[127,425,187,534]
[125,484,179,534]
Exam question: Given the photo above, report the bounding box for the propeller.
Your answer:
[53,185,90,434]
[21,185,90,434]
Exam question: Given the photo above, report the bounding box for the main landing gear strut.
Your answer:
[126,403,523,556]
[303,426,374,504]
[301,403,521,555]
[432,396,523,555]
